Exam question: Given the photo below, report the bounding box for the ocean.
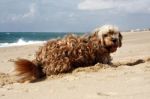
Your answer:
[0,32,83,47]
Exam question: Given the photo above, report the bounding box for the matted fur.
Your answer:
[14,25,122,82]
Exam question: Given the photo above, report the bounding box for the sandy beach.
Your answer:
[0,31,150,99]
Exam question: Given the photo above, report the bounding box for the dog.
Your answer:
[14,25,122,82]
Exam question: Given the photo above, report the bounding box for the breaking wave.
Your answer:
[0,38,45,47]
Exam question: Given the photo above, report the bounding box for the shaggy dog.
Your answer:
[14,25,122,82]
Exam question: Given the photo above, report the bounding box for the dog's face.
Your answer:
[94,25,122,53]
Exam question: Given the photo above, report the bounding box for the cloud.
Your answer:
[22,3,36,18]
[78,0,150,13]
[5,3,37,22]
[0,0,150,32]
[78,0,115,10]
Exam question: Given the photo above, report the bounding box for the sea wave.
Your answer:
[0,38,45,48]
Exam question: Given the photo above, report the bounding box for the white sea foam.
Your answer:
[0,38,45,48]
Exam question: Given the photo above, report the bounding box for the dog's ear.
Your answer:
[118,32,122,47]
[98,31,105,46]
[93,30,105,46]
[100,33,105,47]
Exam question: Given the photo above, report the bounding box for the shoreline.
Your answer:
[0,31,149,48]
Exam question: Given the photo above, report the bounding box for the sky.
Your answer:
[0,0,150,32]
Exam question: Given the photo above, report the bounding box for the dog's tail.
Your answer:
[14,59,45,82]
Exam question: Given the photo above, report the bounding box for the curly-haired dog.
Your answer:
[14,25,122,82]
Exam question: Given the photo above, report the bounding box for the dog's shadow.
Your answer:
[73,57,150,74]
[112,57,150,67]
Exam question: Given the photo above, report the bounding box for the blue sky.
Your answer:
[0,0,150,32]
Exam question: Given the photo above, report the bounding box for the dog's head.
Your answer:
[93,25,122,53]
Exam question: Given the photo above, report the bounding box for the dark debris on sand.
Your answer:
[0,73,14,87]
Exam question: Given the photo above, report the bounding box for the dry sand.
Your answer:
[0,31,150,99]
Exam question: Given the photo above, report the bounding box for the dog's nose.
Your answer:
[112,38,117,43]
